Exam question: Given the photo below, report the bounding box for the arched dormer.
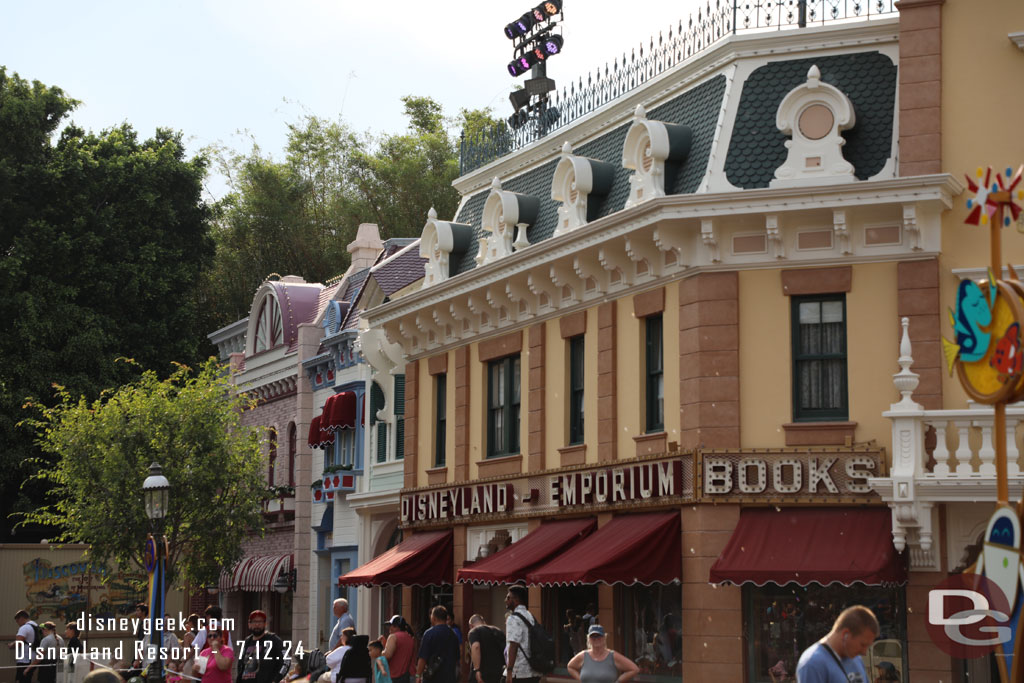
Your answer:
[622,104,693,208]
[480,177,540,265]
[552,141,615,236]
[252,291,284,353]
[245,277,323,356]
[770,65,856,188]
[420,207,473,287]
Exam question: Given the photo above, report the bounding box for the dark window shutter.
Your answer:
[394,375,406,415]
[396,418,405,460]
[370,381,385,425]
[377,422,388,463]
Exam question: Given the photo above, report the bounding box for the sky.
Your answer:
[2,0,702,201]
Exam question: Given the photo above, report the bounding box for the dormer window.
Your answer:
[552,141,615,235]
[771,65,856,188]
[480,177,539,266]
[420,207,473,287]
[622,104,692,208]
[254,295,283,353]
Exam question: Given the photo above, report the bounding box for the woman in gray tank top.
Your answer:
[566,625,639,683]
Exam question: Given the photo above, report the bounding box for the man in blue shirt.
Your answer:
[796,605,878,683]
[415,606,459,683]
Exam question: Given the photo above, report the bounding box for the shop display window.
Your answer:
[745,583,905,683]
[413,585,454,636]
[616,584,682,682]
[542,585,600,670]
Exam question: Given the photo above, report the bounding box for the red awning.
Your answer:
[457,518,597,585]
[527,511,680,586]
[307,415,332,448]
[709,507,906,587]
[219,553,293,592]
[322,391,357,432]
[338,530,452,587]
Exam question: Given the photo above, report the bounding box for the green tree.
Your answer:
[0,67,214,539]
[203,97,502,326]
[20,359,266,588]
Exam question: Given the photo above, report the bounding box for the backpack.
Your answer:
[512,613,555,674]
[307,648,329,681]
[28,621,42,648]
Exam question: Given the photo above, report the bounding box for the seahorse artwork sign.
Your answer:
[936,165,1024,683]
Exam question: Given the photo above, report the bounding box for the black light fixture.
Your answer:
[504,0,564,131]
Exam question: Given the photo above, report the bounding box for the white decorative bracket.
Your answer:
[623,105,693,209]
[770,65,856,188]
[450,300,480,334]
[599,242,635,286]
[573,251,610,294]
[653,225,688,267]
[550,263,582,303]
[833,209,851,255]
[701,219,720,263]
[766,215,785,259]
[903,204,920,251]
[485,284,514,323]
[528,272,560,310]
[552,142,615,235]
[506,279,538,316]
[625,235,664,277]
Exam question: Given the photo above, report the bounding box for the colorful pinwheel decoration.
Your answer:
[965,165,1024,227]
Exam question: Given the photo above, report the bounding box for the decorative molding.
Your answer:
[833,209,851,255]
[551,142,615,236]
[480,178,539,267]
[766,215,784,259]
[369,175,961,358]
[902,204,920,251]
[771,65,856,188]
[421,208,473,288]
[1009,31,1024,51]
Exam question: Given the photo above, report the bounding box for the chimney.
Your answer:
[348,223,384,271]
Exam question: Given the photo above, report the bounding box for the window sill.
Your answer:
[477,453,523,478]
[633,431,667,457]
[557,444,587,466]
[426,466,448,486]
[782,421,857,446]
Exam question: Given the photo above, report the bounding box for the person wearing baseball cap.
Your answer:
[236,610,288,683]
[566,624,639,683]
[382,616,415,683]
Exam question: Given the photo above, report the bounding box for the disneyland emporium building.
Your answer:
[340,1,1024,682]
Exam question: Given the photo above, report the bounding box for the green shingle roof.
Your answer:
[724,51,896,188]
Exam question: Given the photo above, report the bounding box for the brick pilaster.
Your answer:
[907,569,954,679]
[679,273,740,449]
[597,303,617,462]
[404,361,419,489]
[681,505,743,682]
[898,259,942,409]
[528,324,546,472]
[896,0,944,175]
[455,346,470,483]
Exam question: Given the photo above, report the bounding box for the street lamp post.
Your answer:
[143,462,170,683]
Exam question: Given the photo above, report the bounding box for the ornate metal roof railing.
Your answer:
[459,0,898,175]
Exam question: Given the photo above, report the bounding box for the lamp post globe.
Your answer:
[143,462,170,522]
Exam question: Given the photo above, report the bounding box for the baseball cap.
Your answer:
[249,610,268,621]
[587,624,606,637]
[384,615,405,627]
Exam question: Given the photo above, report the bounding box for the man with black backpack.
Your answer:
[504,587,550,683]
[9,610,40,683]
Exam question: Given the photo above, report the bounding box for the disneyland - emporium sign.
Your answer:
[700,450,883,500]
[402,483,516,523]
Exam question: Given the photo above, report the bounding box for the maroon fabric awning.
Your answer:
[307,415,332,448]
[322,391,357,432]
[526,511,680,586]
[338,530,453,587]
[457,518,597,585]
[709,507,906,587]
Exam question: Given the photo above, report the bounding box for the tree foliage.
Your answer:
[203,97,502,325]
[21,359,267,588]
[0,67,215,540]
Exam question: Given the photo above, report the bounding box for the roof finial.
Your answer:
[490,176,502,190]
[633,104,646,120]
[561,141,573,156]
[428,206,437,220]
[807,64,821,85]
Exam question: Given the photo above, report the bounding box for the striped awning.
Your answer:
[219,553,293,592]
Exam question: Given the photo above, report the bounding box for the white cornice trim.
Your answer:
[368,175,961,337]
[454,18,899,194]
[1010,31,1024,51]
[952,265,1024,281]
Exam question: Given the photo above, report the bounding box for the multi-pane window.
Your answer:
[568,336,585,445]
[487,355,521,457]
[792,295,848,420]
[435,374,447,467]
[336,429,356,468]
[645,315,664,432]
[254,295,283,352]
